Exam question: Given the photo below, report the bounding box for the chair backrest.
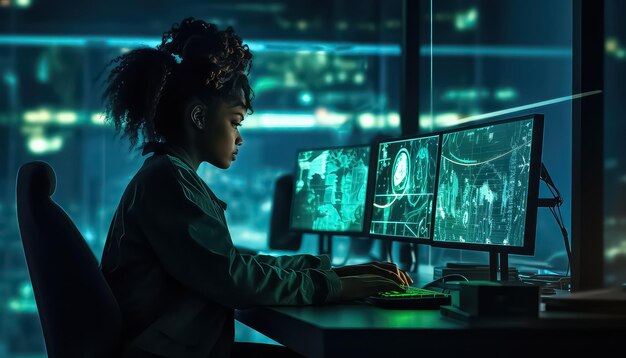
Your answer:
[268,174,302,251]
[16,161,121,358]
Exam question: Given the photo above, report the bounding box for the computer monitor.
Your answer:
[367,134,440,243]
[432,114,544,256]
[289,145,371,235]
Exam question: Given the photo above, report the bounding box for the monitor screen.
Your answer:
[369,135,440,241]
[433,115,543,254]
[290,145,371,234]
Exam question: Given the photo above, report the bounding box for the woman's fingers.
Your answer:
[335,262,413,286]
[371,265,405,286]
[339,275,404,301]
[359,275,405,292]
[371,261,413,286]
[400,270,413,285]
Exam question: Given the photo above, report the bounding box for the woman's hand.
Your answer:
[333,261,413,287]
[339,274,405,301]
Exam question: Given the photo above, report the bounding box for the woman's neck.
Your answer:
[167,142,201,171]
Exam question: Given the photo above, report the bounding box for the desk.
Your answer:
[236,302,626,357]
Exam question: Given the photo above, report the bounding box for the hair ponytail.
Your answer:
[101,48,176,150]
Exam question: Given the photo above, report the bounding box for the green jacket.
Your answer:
[100,143,342,357]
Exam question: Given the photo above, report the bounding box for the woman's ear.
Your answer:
[190,104,206,130]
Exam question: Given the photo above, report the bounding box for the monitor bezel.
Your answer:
[288,143,373,236]
[364,133,442,244]
[429,113,544,255]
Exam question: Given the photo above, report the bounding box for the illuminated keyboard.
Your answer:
[366,286,451,309]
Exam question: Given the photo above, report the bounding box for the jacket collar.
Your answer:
[141,142,228,211]
[142,141,196,169]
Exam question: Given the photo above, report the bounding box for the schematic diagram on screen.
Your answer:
[433,119,535,247]
[370,135,439,239]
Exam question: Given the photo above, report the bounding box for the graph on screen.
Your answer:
[290,146,370,233]
[433,118,535,247]
[369,135,440,240]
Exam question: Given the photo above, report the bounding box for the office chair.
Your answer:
[235,174,302,256]
[16,161,121,358]
[268,174,302,251]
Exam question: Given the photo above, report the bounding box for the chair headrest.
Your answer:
[18,161,57,198]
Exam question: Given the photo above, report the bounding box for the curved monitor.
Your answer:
[432,114,544,255]
[367,134,440,243]
[289,145,371,235]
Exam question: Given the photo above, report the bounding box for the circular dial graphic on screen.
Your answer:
[392,149,410,194]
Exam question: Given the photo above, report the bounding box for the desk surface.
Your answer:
[235,302,626,358]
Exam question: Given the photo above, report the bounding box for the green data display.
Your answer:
[290,146,370,233]
[434,119,535,247]
[370,135,440,239]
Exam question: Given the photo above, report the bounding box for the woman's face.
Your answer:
[202,101,245,169]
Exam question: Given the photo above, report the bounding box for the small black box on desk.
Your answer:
[434,264,519,281]
[440,281,540,322]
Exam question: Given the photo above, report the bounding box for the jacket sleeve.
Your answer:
[127,169,342,310]
[244,254,332,271]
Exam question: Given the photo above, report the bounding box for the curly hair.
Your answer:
[101,17,254,150]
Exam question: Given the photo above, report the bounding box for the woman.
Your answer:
[99,17,410,358]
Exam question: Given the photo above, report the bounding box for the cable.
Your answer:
[539,164,571,277]
[422,274,469,291]
[440,273,469,283]
[555,205,571,276]
[547,206,571,266]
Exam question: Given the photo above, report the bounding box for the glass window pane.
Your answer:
[0,2,401,354]
[605,0,626,286]
[420,0,573,277]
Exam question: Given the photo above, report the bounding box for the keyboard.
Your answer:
[365,286,452,309]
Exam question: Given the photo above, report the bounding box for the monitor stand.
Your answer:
[489,252,509,281]
[381,240,392,263]
[318,234,333,258]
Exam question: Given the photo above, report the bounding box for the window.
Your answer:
[604,0,626,286]
[418,0,573,277]
[0,1,402,353]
